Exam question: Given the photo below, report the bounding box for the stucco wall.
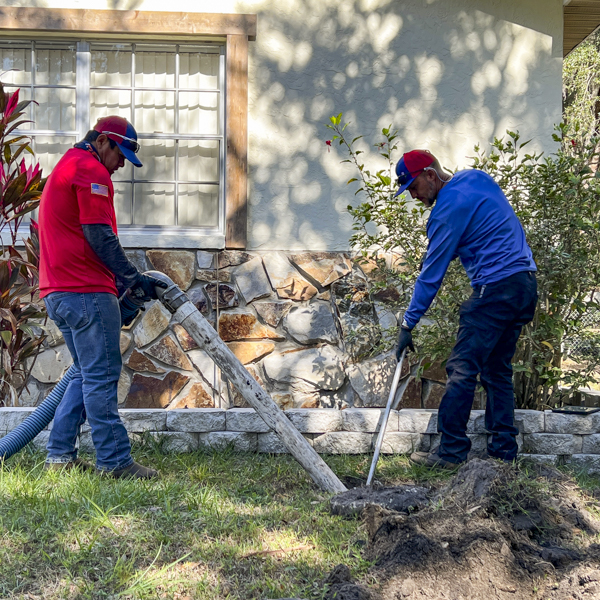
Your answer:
[0,0,563,251]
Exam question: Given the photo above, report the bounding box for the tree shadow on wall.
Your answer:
[247,0,562,250]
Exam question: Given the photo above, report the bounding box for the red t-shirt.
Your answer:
[39,147,118,298]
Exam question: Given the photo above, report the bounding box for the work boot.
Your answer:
[44,458,94,472]
[410,451,463,470]
[102,461,158,480]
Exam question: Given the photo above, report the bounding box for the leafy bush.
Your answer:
[327,114,600,409]
[473,126,600,407]
[0,83,46,405]
[563,31,600,146]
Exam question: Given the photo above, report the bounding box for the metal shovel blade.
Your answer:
[366,349,406,487]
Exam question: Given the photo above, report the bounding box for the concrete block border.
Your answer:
[2,407,600,472]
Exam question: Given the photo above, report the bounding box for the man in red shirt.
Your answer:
[39,116,165,478]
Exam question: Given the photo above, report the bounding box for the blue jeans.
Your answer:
[44,292,133,471]
[438,271,538,463]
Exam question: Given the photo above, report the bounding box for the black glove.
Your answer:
[121,306,141,327]
[129,273,168,303]
[395,327,415,361]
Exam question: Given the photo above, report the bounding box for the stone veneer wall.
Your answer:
[21,249,459,412]
[3,407,600,473]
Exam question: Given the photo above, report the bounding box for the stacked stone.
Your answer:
[3,407,600,472]
[20,248,466,411]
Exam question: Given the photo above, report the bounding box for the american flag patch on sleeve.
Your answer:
[91,183,109,196]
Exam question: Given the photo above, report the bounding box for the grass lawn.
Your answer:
[0,442,451,600]
[6,442,595,600]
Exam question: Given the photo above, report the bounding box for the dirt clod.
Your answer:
[325,564,353,586]
[323,564,375,600]
[434,458,503,505]
[330,485,429,517]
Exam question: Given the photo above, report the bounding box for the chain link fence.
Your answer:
[564,307,600,361]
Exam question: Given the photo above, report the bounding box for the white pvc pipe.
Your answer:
[366,350,406,487]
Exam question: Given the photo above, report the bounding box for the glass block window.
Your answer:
[0,39,224,233]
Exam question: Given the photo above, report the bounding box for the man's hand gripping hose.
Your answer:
[119,273,168,326]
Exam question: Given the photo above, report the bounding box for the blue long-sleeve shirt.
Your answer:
[402,169,536,329]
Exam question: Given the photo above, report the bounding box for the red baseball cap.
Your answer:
[94,116,142,168]
[394,149,435,197]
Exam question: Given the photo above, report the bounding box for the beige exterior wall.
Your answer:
[0,0,563,251]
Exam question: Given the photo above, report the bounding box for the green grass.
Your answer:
[3,444,599,599]
[0,445,444,600]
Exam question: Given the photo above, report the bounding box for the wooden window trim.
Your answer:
[0,7,255,248]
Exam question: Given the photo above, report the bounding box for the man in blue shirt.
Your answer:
[394,149,538,468]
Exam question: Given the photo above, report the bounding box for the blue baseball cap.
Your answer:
[394,149,435,197]
[94,116,142,168]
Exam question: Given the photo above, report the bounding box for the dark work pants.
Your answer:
[438,271,538,463]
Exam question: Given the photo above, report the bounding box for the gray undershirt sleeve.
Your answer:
[81,223,140,290]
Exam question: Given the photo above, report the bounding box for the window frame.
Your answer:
[0,8,255,249]
[87,41,226,232]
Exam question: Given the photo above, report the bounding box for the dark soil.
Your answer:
[324,459,600,600]
[330,485,429,517]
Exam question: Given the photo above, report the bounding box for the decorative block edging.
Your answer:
[2,407,600,471]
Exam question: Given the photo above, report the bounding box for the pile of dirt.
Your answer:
[325,459,600,600]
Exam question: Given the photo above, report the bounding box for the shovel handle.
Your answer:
[366,350,406,487]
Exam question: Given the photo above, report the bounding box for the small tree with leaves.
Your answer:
[564,30,600,147]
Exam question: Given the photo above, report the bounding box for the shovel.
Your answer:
[366,349,407,487]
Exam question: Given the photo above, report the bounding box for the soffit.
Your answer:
[565,0,600,56]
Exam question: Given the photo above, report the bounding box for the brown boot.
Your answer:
[44,458,95,472]
[102,461,158,480]
[409,451,463,470]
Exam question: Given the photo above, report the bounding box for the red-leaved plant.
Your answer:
[0,83,46,406]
